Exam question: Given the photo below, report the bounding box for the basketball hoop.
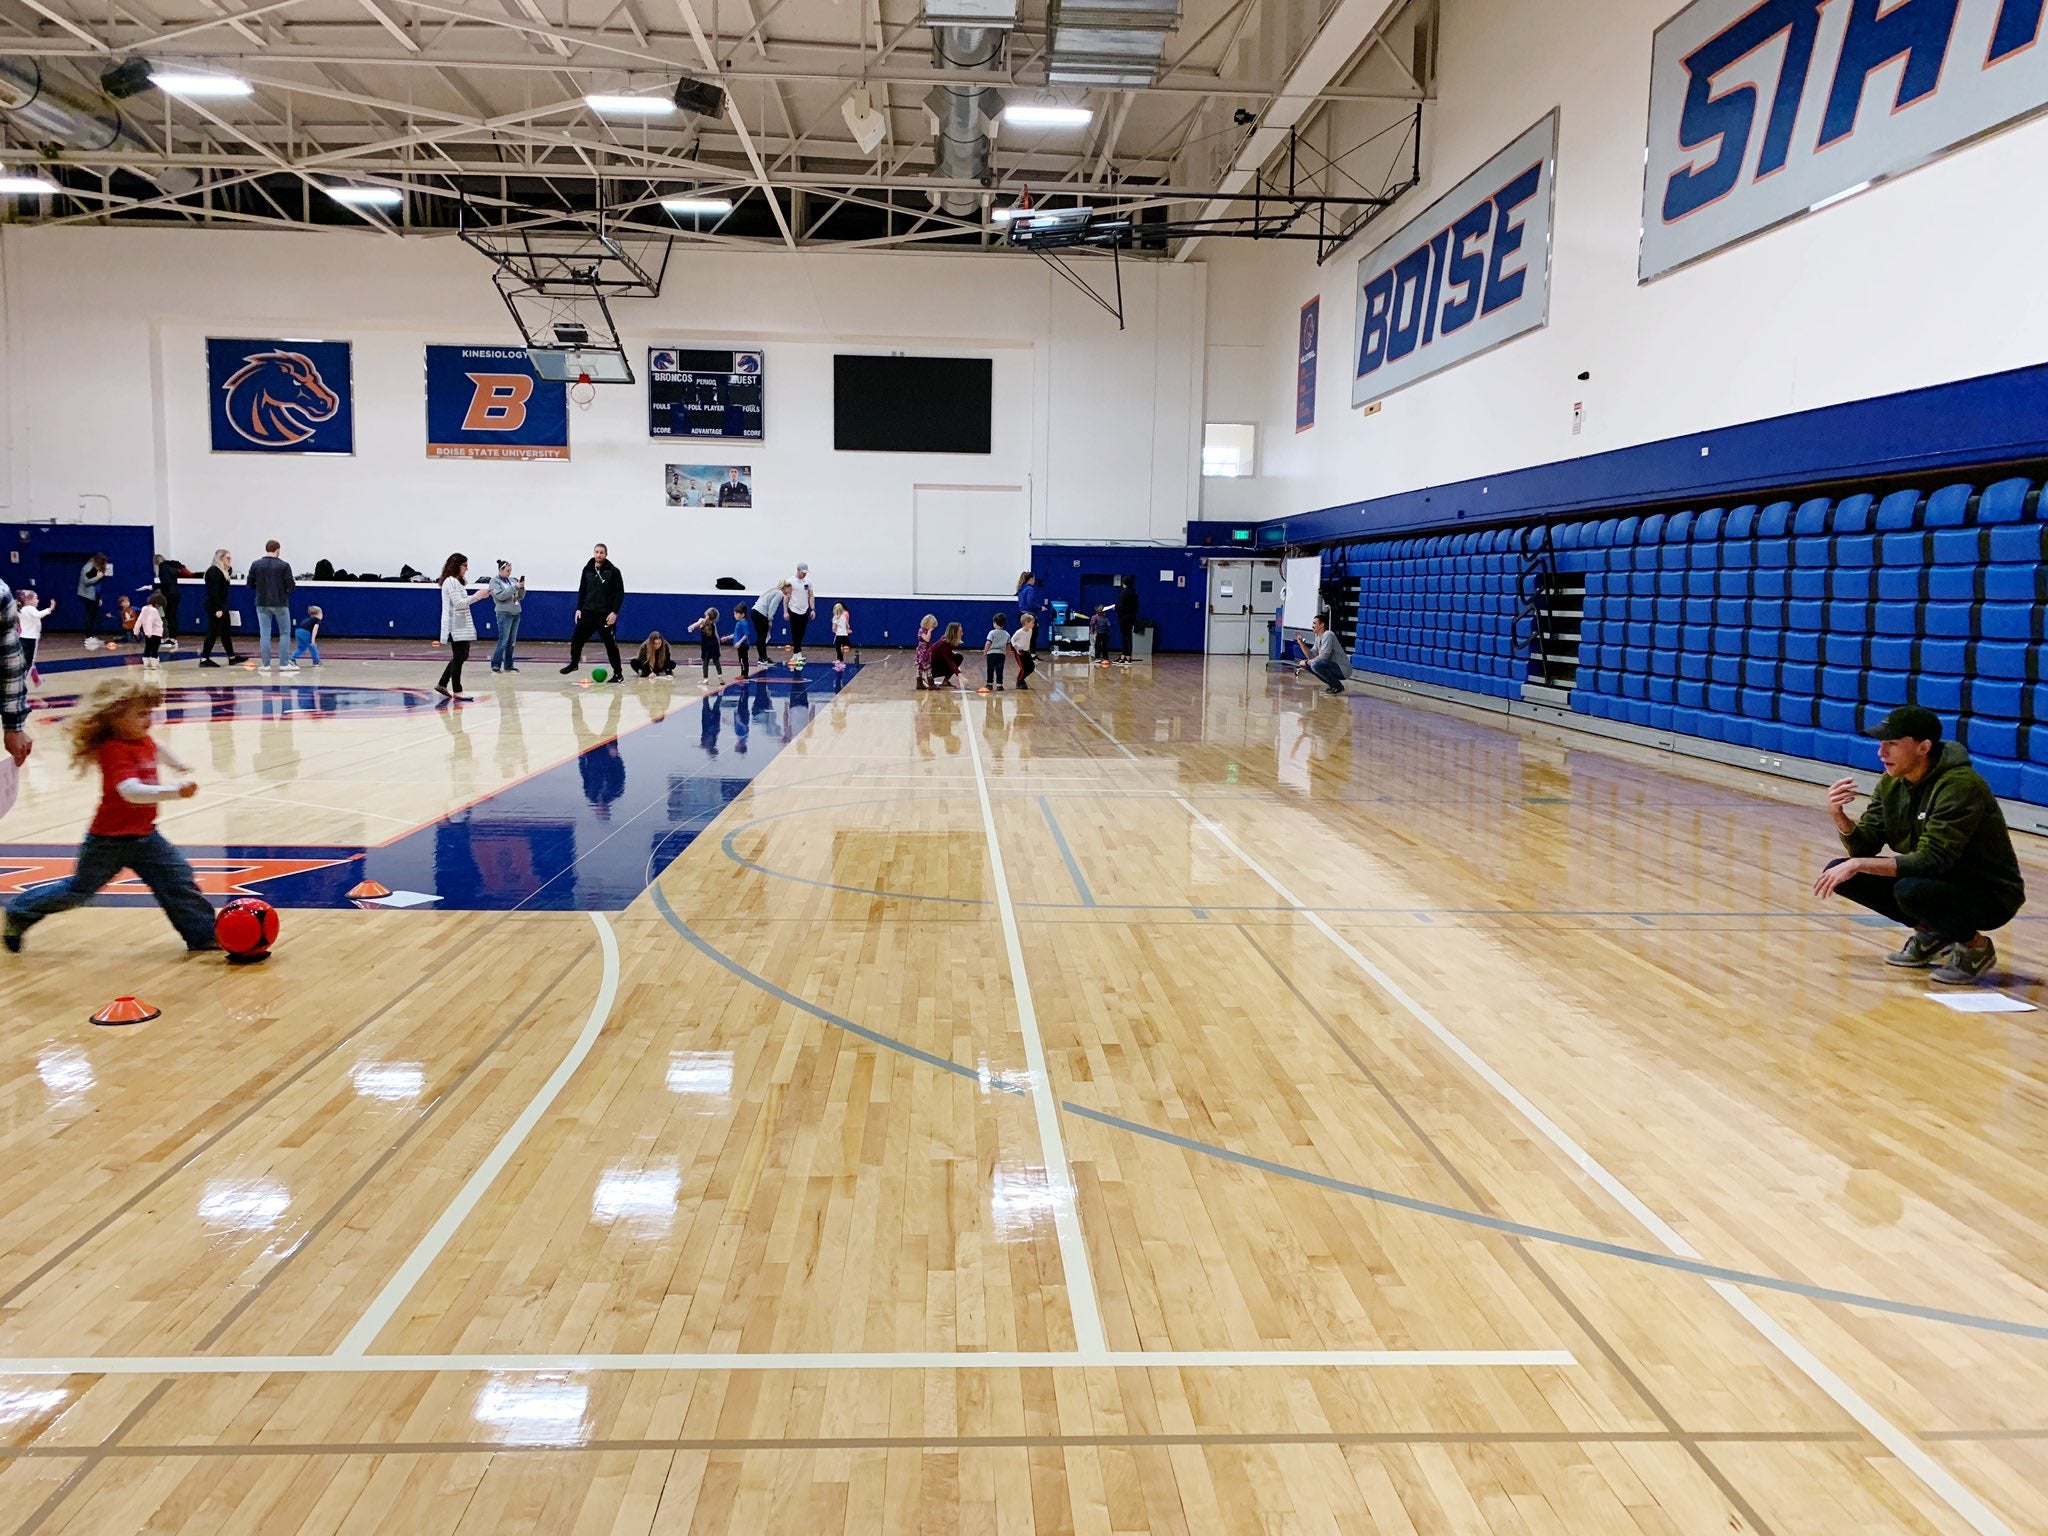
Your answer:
[570,372,596,411]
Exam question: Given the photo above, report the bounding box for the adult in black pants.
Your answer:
[198,548,243,667]
[1116,577,1140,665]
[155,552,183,646]
[560,542,625,682]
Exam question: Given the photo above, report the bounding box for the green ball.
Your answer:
[591,666,609,683]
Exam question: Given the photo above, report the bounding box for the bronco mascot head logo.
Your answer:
[221,350,342,447]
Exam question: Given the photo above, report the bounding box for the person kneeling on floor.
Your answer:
[1296,615,1347,695]
[1813,706,2025,985]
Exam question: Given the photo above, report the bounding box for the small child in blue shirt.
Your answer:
[290,605,322,667]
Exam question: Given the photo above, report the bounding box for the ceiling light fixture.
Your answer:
[149,70,253,97]
[662,196,734,216]
[1002,103,1093,129]
[0,174,58,195]
[326,184,404,206]
[585,93,678,116]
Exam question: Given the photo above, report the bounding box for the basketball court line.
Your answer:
[0,1348,1575,1376]
[335,911,622,1356]
[1060,695,2024,1536]
[961,695,1108,1359]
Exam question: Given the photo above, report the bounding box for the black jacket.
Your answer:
[205,565,231,612]
[1841,740,2026,913]
[577,559,625,618]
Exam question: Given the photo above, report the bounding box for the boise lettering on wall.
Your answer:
[424,345,569,460]
[1642,0,2048,282]
[1351,112,1558,408]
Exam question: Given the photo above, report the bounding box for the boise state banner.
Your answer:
[208,338,354,455]
[1351,113,1558,407]
[425,346,569,461]
[1642,0,2048,281]
[1296,296,1319,433]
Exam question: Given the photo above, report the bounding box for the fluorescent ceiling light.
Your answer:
[662,196,733,215]
[0,174,57,195]
[991,205,1020,222]
[326,184,403,206]
[586,93,677,116]
[150,71,252,97]
[1003,103,1093,129]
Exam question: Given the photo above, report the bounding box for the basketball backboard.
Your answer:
[527,346,634,385]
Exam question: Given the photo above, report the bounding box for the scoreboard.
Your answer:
[648,347,764,440]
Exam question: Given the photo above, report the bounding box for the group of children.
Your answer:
[10,583,326,686]
[666,600,858,682]
[914,611,1041,693]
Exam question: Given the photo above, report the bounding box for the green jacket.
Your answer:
[1841,741,2026,912]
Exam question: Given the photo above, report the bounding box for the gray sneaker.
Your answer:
[1884,930,1947,969]
[1930,938,1998,986]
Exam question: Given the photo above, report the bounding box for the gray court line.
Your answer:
[1038,795,1097,907]
[1060,1104,2048,1345]
[648,892,2048,1348]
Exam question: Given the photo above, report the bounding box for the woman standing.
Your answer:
[198,549,242,667]
[434,552,492,700]
[1014,570,1039,631]
[78,554,112,645]
[488,559,525,672]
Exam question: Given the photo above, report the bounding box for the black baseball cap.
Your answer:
[1864,706,1942,743]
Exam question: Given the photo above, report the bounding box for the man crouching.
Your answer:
[1814,706,2025,984]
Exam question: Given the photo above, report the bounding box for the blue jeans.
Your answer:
[7,830,217,948]
[290,628,320,664]
[492,612,521,670]
[257,605,291,665]
[1307,657,1346,691]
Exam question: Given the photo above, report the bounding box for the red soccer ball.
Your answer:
[215,897,281,960]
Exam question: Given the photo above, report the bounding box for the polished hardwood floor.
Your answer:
[2,653,2045,1533]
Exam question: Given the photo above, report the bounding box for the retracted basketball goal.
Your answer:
[459,205,672,407]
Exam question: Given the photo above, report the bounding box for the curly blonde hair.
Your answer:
[67,675,162,773]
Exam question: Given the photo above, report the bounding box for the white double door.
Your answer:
[913,484,1029,596]
[1205,559,1283,654]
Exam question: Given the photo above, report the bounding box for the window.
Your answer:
[1202,422,1257,478]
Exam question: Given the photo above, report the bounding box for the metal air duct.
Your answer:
[0,59,199,197]
[1046,0,1178,86]
[923,0,1015,216]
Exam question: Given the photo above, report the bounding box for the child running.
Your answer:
[832,602,855,664]
[914,614,937,690]
[134,590,166,671]
[982,612,1009,694]
[731,602,755,678]
[4,675,217,954]
[686,607,724,681]
[1009,612,1038,690]
[290,605,323,668]
[16,588,55,687]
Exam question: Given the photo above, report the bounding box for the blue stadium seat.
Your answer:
[1874,489,1922,530]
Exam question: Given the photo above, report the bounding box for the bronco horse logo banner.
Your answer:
[207,338,355,454]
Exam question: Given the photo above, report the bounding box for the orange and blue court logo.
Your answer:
[208,338,354,454]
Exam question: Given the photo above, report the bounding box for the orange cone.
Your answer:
[91,996,161,1026]
[347,879,391,900]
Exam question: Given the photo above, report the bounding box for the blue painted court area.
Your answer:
[0,669,855,912]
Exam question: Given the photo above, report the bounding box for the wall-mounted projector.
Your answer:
[841,86,888,156]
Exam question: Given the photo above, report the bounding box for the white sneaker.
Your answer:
[280,663,300,673]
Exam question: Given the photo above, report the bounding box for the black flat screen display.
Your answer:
[833,354,992,453]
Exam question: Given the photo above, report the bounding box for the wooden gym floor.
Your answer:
[2,652,2045,1534]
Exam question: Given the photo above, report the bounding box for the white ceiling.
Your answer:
[0,0,1430,246]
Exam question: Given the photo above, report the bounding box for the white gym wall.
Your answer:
[1201,0,2048,522]
[0,229,1203,595]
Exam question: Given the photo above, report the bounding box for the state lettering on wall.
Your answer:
[1642,0,2048,282]
[1350,112,1558,408]
[207,338,354,455]
[425,345,569,460]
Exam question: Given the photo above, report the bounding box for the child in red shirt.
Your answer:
[4,676,217,953]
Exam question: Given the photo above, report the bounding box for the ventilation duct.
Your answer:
[0,59,199,197]
[1046,0,1179,87]
[924,0,1014,216]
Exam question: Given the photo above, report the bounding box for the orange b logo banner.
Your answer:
[462,373,533,431]
[426,346,568,460]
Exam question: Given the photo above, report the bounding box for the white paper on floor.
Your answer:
[362,890,442,908]
[1923,991,2037,1014]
